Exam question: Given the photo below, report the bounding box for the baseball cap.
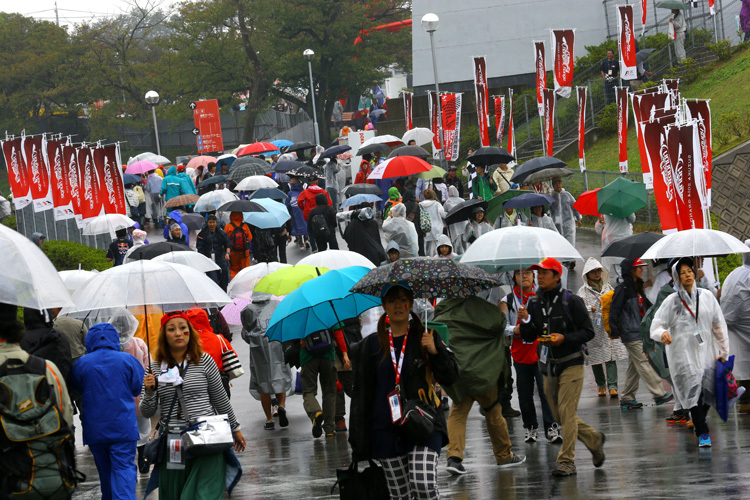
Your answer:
[448,165,457,171]
[177,165,185,172]
[529,257,563,275]
[632,258,648,267]
[380,281,412,299]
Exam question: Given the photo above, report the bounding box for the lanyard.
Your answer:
[541,292,560,322]
[680,290,700,324]
[388,329,409,387]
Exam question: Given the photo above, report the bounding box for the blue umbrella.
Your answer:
[271,139,294,149]
[250,188,288,202]
[123,174,142,185]
[243,198,291,229]
[341,193,383,207]
[502,193,555,209]
[274,160,304,173]
[265,266,381,342]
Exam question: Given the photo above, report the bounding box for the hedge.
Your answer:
[42,240,113,272]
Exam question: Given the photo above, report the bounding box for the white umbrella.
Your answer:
[227,262,291,300]
[82,213,135,237]
[402,127,434,146]
[127,152,170,165]
[233,176,278,191]
[58,269,99,295]
[0,224,74,309]
[298,250,376,271]
[194,189,238,213]
[641,228,750,260]
[360,135,404,148]
[460,225,582,272]
[153,251,221,273]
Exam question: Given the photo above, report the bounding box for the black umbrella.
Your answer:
[357,143,388,156]
[388,145,430,159]
[274,160,304,173]
[127,241,193,260]
[232,156,268,169]
[341,184,384,197]
[288,166,324,179]
[217,199,268,212]
[503,193,555,209]
[198,175,228,188]
[319,144,351,160]
[287,142,316,159]
[228,163,272,180]
[250,188,289,202]
[445,199,488,225]
[601,232,665,259]
[636,48,656,65]
[180,213,206,231]
[510,156,567,185]
[467,147,515,167]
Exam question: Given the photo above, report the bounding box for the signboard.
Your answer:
[343,130,376,182]
[191,99,224,154]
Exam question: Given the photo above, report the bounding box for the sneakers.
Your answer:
[665,412,682,424]
[686,419,694,429]
[497,454,526,468]
[620,400,644,410]
[441,396,451,412]
[598,387,607,397]
[446,457,467,475]
[551,461,577,477]
[655,393,674,406]
[502,406,521,418]
[325,431,336,438]
[698,434,712,447]
[609,388,619,398]
[591,433,606,468]
[547,423,563,444]
[278,406,289,428]
[335,419,348,432]
[524,427,539,443]
[312,412,323,438]
[264,421,275,431]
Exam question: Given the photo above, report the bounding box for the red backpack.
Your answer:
[229,223,249,251]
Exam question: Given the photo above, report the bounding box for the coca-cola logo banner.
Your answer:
[617,87,629,172]
[23,135,54,212]
[1,137,32,209]
[577,87,587,171]
[552,30,575,98]
[46,138,75,221]
[441,93,463,162]
[618,5,637,80]
[473,56,490,147]
[543,89,555,155]
[94,145,126,215]
[403,91,413,131]
[534,41,546,116]
[494,96,506,147]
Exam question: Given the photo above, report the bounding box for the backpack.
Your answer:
[0,356,83,499]
[303,329,333,355]
[527,289,574,331]
[255,228,276,250]
[310,213,332,239]
[229,223,249,251]
[419,206,432,233]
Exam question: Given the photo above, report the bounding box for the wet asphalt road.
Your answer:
[70,229,750,499]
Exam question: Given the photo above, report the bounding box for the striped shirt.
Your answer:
[140,353,240,431]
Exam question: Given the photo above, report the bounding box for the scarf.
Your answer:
[512,286,535,326]
[586,277,603,293]
[505,209,517,224]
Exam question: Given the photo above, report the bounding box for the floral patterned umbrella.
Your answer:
[350,257,501,300]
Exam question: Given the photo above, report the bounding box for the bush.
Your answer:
[1,214,17,230]
[597,103,618,135]
[665,58,704,84]
[708,40,732,61]
[41,240,112,272]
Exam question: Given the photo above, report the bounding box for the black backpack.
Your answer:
[229,222,249,251]
[20,327,73,388]
[255,228,276,250]
[310,213,332,239]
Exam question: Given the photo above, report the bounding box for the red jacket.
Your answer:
[186,309,237,371]
[354,161,374,184]
[298,185,331,220]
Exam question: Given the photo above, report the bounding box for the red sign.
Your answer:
[192,99,224,154]
[1,137,31,209]
[617,87,629,173]
[47,138,74,221]
[507,89,515,158]
[618,5,637,80]
[441,93,463,162]
[473,56,490,147]
[62,145,83,226]
[94,145,127,215]
[552,30,575,98]
[685,100,712,207]
[429,91,442,158]
[77,146,103,221]
[534,42,546,116]
[494,96,505,147]
[543,89,555,156]
[403,91,413,131]
[23,135,53,212]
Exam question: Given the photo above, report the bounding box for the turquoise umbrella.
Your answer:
[243,198,291,229]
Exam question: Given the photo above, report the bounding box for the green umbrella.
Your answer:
[253,265,329,296]
[415,166,447,180]
[597,177,647,219]
[486,190,530,223]
[655,1,687,9]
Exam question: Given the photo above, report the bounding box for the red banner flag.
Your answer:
[23,135,53,212]
[507,89,516,158]
[543,89,556,156]
[641,0,648,36]
[644,118,679,232]
[1,137,32,209]
[94,145,127,215]
[662,79,680,111]
[709,0,715,16]
[552,30,575,98]
[77,146,103,222]
[577,87,587,171]
[617,87,629,172]
[428,91,442,160]
[441,93,463,162]
[46,138,75,221]
[618,5,637,80]
[62,144,83,227]
[402,91,413,131]
[668,124,705,230]
[633,91,672,187]
[685,100,712,207]
[494,96,506,147]
[534,41,546,116]
[473,56,490,147]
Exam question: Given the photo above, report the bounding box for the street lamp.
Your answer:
[144,90,161,155]
[303,49,320,146]
[421,13,445,167]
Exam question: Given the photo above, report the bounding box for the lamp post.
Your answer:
[421,13,445,167]
[144,90,161,155]
[303,49,320,146]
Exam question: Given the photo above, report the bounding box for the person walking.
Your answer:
[494,205,528,229]
[323,160,341,209]
[519,258,605,477]
[160,166,184,203]
[596,213,636,280]
[650,258,730,448]
[671,9,687,62]
[106,228,133,266]
[550,178,581,249]
[350,283,459,499]
[225,212,253,279]
[286,176,312,250]
[577,258,628,398]
[72,323,144,500]
[721,240,750,412]
[443,165,464,198]
[307,193,339,252]
[471,164,497,201]
[464,206,493,247]
[354,155,374,184]
[145,169,163,227]
[610,258,674,409]
[382,203,419,258]
[197,214,231,290]
[492,163,515,195]
[343,205,386,266]
[298,177,332,253]
[443,185,467,254]
[419,189,446,256]
[529,205,558,232]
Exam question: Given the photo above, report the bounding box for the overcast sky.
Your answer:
[6,0,184,27]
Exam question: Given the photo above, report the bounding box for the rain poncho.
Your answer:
[163,210,190,246]
[160,166,183,201]
[419,199,446,243]
[177,171,198,195]
[381,240,400,266]
[443,186,467,254]
[383,186,402,219]
[597,213,636,280]
[493,209,528,229]
[382,203,418,258]
[286,182,309,236]
[530,212,558,232]
[721,240,750,380]
[463,210,493,246]
[435,234,456,259]
[324,161,341,207]
[343,208,386,266]
[650,261,730,409]
[550,188,581,247]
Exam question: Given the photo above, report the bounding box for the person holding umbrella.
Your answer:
[471,164,497,201]
[197,215,231,290]
[721,240,750,413]
[464,206,493,246]
[443,185,467,254]
[355,154,374,184]
[225,213,253,278]
[492,163,515,195]
[597,213,636,279]
[286,176,312,250]
[670,8,687,61]
[420,189,446,256]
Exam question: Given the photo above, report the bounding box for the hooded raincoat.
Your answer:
[160,166,183,202]
[286,181,309,237]
[463,212,493,246]
[383,187,401,219]
[323,161,341,207]
[163,210,190,246]
[596,213,635,278]
[529,210,558,233]
[720,241,750,380]
[419,198,446,250]
[550,188,581,246]
[178,171,198,195]
[443,186,467,254]
[650,261,730,408]
[435,234,456,259]
[381,240,400,266]
[298,184,331,220]
[493,209,528,229]
[226,212,252,279]
[382,203,418,258]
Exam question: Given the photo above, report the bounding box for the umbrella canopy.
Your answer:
[198,175,228,188]
[194,189,238,213]
[153,251,220,272]
[572,188,601,217]
[388,145,430,159]
[286,142,316,158]
[358,143,388,156]
[82,214,135,236]
[232,155,269,169]
[341,193,382,207]
[467,147,515,167]
[415,166,447,180]
[266,266,381,342]
[342,183,384,197]
[367,156,433,180]
[125,160,159,175]
[510,156,567,184]
[250,188,288,202]
[656,0,687,9]
[243,198,291,229]
[636,48,656,64]
[503,193,555,209]
[288,166,324,179]
[217,199,268,213]
[253,265,330,296]
[164,194,200,208]
[58,269,99,295]
[274,160,304,173]
[319,145,351,160]
[237,142,279,156]
[271,139,294,149]
[127,241,193,260]
[351,257,502,299]
[227,262,291,300]
[486,190,530,223]
[228,162,272,181]
[234,175,278,192]
[361,135,404,148]
[122,174,143,185]
[641,229,750,260]
[127,152,170,166]
[298,250,376,270]
[370,109,387,118]
[602,232,665,259]
[521,167,575,185]
[597,176,647,219]
[186,156,217,170]
[220,298,251,326]
[460,225,583,272]
[445,199,488,225]
[0,224,74,309]
[180,213,206,231]
[402,127,434,146]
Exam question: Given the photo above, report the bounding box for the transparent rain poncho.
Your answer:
[382,203,418,258]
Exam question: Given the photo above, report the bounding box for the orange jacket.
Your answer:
[354,161,374,184]
[225,212,252,250]
[186,309,237,371]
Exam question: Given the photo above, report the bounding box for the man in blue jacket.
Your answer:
[163,210,190,246]
[176,164,198,195]
[72,323,144,500]
[160,166,183,202]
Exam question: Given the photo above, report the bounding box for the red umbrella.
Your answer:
[573,188,601,217]
[237,142,279,156]
[367,156,433,180]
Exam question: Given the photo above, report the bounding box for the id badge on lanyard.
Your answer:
[388,388,402,423]
[388,329,408,424]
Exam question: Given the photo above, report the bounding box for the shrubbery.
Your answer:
[596,103,618,135]
[1,215,17,230]
[41,240,112,272]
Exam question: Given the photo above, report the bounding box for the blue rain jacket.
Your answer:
[72,323,144,444]
[163,210,190,246]
[178,172,198,195]
[285,182,309,237]
[161,166,183,201]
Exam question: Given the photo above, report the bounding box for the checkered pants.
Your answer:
[379,446,440,500]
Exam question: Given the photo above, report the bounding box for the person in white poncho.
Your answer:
[650,257,730,448]
[382,203,419,258]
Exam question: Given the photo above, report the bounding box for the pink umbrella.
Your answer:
[187,155,217,170]
[125,160,159,175]
[220,298,251,325]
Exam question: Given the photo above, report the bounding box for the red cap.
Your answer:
[177,165,185,172]
[632,258,648,267]
[529,257,563,275]
[161,310,191,328]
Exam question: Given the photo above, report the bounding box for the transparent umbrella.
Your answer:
[234,175,278,192]
[127,152,169,166]
[82,214,135,237]
[58,269,99,295]
[641,228,750,259]
[194,189,238,213]
[227,262,291,300]
[153,251,220,272]
[298,250,376,270]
